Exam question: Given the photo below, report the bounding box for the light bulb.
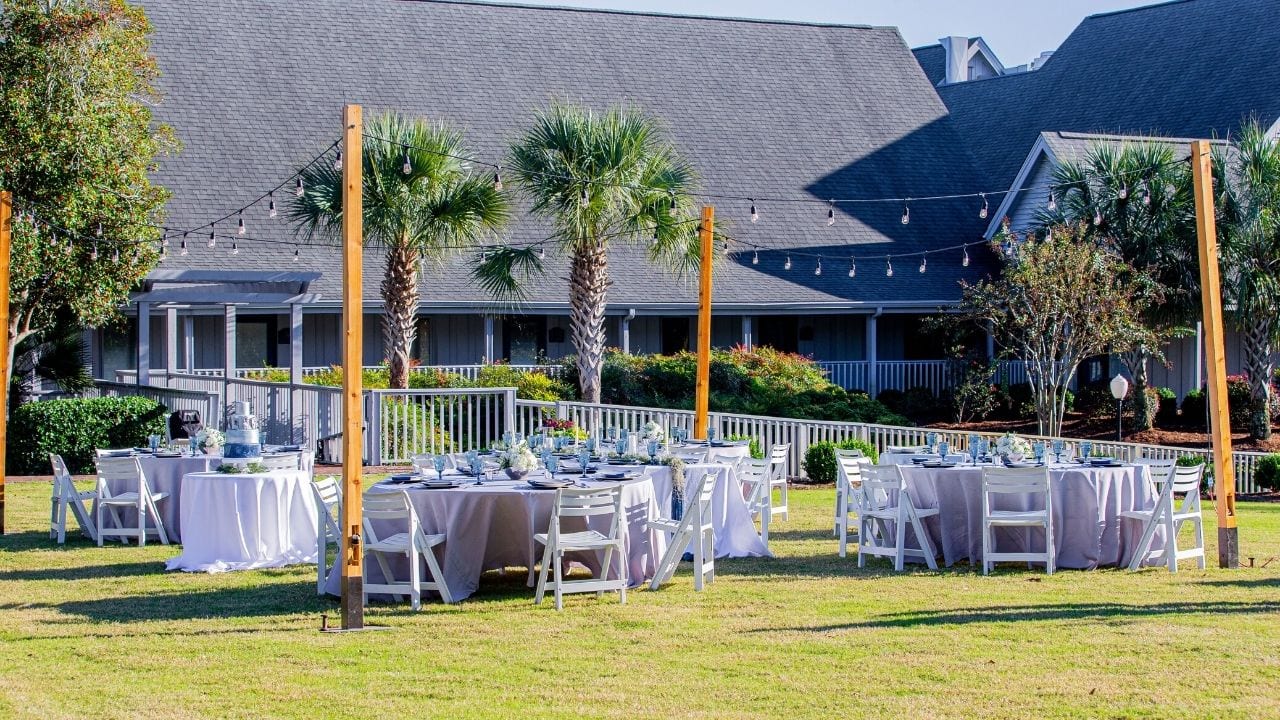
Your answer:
[901,202,910,225]
[208,229,217,248]
[652,227,659,246]
[1093,209,1103,226]
[538,245,546,260]
[848,258,856,278]
[750,200,759,224]
[784,255,792,271]
[814,258,822,276]
[919,256,927,273]
[293,248,300,263]
[96,223,103,237]
[826,201,835,226]
[333,149,342,171]
[180,237,189,256]
[668,192,678,216]
[1118,185,1129,200]
[112,248,119,263]
[580,187,589,203]
[886,258,893,277]
[752,250,759,265]
[90,243,98,261]
[295,177,304,197]
[402,150,412,175]
[162,234,170,247]
[268,193,277,218]
[493,169,503,191]
[231,242,239,255]
[979,193,988,219]
[962,246,970,267]
[1047,191,1057,212]
[237,212,246,235]
[1142,182,1152,206]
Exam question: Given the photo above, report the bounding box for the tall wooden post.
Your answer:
[694,206,714,439]
[0,191,10,534]
[340,104,366,627]
[1191,139,1238,568]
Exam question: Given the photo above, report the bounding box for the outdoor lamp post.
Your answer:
[1110,374,1130,441]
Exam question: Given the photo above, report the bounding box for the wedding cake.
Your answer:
[222,401,262,466]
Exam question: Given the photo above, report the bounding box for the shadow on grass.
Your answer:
[1199,577,1280,589]
[0,530,108,552]
[0,561,165,582]
[759,600,1280,631]
[1,583,327,623]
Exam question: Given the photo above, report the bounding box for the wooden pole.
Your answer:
[0,191,10,534]
[340,104,365,626]
[694,206,714,439]
[1190,139,1238,568]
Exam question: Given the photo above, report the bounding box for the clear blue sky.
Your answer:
[500,0,1158,67]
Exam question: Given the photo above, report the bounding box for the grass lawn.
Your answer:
[2,478,1279,719]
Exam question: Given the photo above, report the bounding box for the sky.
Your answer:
[499,0,1159,68]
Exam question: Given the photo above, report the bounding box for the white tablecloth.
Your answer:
[165,470,319,573]
[880,452,970,466]
[98,452,315,541]
[325,471,664,602]
[623,463,771,558]
[897,463,1162,569]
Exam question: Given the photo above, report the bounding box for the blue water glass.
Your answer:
[620,428,630,441]
[1033,441,1046,463]
[926,432,937,452]
[503,431,514,446]
[578,449,592,472]
[707,426,716,442]
[585,437,596,454]
[149,434,160,452]
[607,427,617,440]
[433,454,447,478]
[647,440,659,460]
[469,456,483,476]
[615,439,627,456]
[938,440,949,459]
[1081,441,1093,459]
[546,455,559,475]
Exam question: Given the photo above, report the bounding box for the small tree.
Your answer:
[957,224,1159,436]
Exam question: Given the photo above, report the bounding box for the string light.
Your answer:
[112,247,119,263]
[231,242,239,255]
[979,193,988,219]
[237,211,246,235]
[90,242,98,261]
[901,200,910,225]
[333,149,342,171]
[538,245,546,260]
[826,200,835,226]
[752,249,759,265]
[180,234,189,256]
[1092,208,1103,226]
[814,257,822,276]
[1047,191,1057,212]
[784,255,792,271]
[293,248,300,263]
[580,187,589,203]
[848,258,856,278]
[749,199,758,224]
[1142,181,1152,206]
[962,246,970,267]
[268,193,277,218]
[668,191,678,216]
[1118,185,1129,200]
[295,177,304,197]
[886,257,893,277]
[652,226,659,246]
[493,168,503,191]
[402,149,412,175]
[208,229,217,248]
[919,255,927,273]
[96,223,103,238]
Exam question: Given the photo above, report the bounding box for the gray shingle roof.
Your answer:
[939,0,1280,192]
[911,44,946,86]
[140,0,992,311]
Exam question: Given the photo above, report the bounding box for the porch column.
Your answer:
[483,315,495,363]
[136,301,150,387]
[289,303,304,445]
[1194,321,1204,391]
[741,315,754,349]
[164,307,179,377]
[866,313,878,397]
[223,304,237,379]
[183,315,195,373]
[621,315,632,355]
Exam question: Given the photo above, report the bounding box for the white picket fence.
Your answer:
[814,359,1074,395]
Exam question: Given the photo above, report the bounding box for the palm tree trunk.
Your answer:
[569,239,610,403]
[1243,318,1273,440]
[380,244,422,390]
[1122,349,1153,432]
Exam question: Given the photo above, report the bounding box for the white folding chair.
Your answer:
[648,472,716,591]
[857,464,938,571]
[674,448,710,463]
[311,477,343,595]
[48,453,97,544]
[835,449,870,557]
[981,466,1054,575]
[261,452,303,471]
[361,490,453,609]
[1122,464,1205,572]
[94,456,170,546]
[744,444,789,545]
[706,449,743,472]
[533,485,627,611]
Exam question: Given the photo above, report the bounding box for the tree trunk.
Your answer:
[1242,319,1273,440]
[568,239,610,403]
[380,244,421,390]
[1122,349,1153,432]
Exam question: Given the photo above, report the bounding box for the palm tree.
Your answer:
[1042,142,1197,431]
[475,103,699,403]
[1214,120,1280,440]
[290,113,509,388]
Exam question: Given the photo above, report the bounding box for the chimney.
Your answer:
[940,36,971,84]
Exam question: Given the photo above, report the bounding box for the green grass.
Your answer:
[2,479,1279,719]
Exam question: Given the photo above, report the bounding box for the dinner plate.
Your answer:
[527,479,574,489]
[386,474,419,484]
[599,471,638,480]
[422,479,463,489]
[1004,461,1042,468]
[921,461,957,468]
[153,452,182,458]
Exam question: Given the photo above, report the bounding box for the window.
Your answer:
[660,317,691,355]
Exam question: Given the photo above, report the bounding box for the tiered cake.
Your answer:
[222,401,262,466]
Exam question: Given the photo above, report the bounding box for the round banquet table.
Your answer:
[897,462,1163,569]
[880,451,970,466]
[325,471,665,602]
[97,451,315,541]
[619,462,771,558]
[667,442,753,464]
[165,469,319,573]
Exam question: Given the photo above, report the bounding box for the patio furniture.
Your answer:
[857,464,938,571]
[534,485,628,610]
[744,444,790,545]
[311,477,343,594]
[625,462,769,559]
[835,449,869,557]
[94,456,170,547]
[261,452,303,471]
[362,489,453,608]
[648,471,716,591]
[1121,464,1205,572]
[48,453,97,544]
[981,466,1055,575]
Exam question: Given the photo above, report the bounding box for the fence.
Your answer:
[117,364,562,383]
[89,381,221,427]
[366,388,518,465]
[814,359,1077,396]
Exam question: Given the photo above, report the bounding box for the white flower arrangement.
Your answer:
[641,421,666,443]
[195,428,224,448]
[498,442,539,472]
[995,433,1032,459]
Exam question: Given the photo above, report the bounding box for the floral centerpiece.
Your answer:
[995,433,1032,462]
[195,428,224,454]
[498,441,539,480]
[641,421,666,444]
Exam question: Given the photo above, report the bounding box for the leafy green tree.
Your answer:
[1043,142,1197,432]
[475,103,699,403]
[0,0,173,386]
[1213,121,1280,440]
[958,224,1159,436]
[291,113,509,389]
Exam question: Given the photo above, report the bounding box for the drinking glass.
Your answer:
[1051,439,1065,463]
[647,440,659,461]
[585,437,597,454]
[1033,441,1046,463]
[433,454,447,480]
[545,455,559,476]
[470,457,485,483]
[707,426,716,442]
[926,432,937,452]
[578,449,592,474]
[1080,441,1093,459]
[615,439,627,456]
[938,440,949,459]
[607,427,617,441]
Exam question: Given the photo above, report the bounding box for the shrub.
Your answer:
[726,434,763,459]
[1180,390,1207,429]
[379,398,454,460]
[1226,374,1253,426]
[239,366,291,383]
[900,386,940,423]
[801,438,879,484]
[475,364,573,402]
[1253,455,1280,492]
[9,396,167,475]
[875,389,905,412]
[1155,387,1179,427]
[1075,383,1114,419]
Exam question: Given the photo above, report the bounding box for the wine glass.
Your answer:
[926,431,938,453]
[1080,441,1093,460]
[585,437,596,454]
[578,449,592,476]
[1033,441,1046,464]
[615,438,627,457]
[433,454,448,480]
[1051,439,1065,463]
[707,426,717,443]
[470,456,485,484]
[647,440,659,462]
[938,440,950,460]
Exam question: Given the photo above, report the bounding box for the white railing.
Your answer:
[515,399,558,436]
[88,381,221,428]
[119,365,563,383]
[815,360,1080,395]
[367,388,517,465]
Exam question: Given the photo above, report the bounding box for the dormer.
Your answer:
[939,36,1005,84]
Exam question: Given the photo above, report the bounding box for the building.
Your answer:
[97,0,1280,399]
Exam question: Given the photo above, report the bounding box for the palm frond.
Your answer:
[470,245,544,303]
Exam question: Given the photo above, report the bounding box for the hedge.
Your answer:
[9,396,168,475]
[801,438,879,485]
[1253,455,1280,492]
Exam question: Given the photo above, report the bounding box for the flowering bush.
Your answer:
[995,433,1032,459]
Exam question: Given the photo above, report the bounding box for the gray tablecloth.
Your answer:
[325,472,664,602]
[897,463,1162,569]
